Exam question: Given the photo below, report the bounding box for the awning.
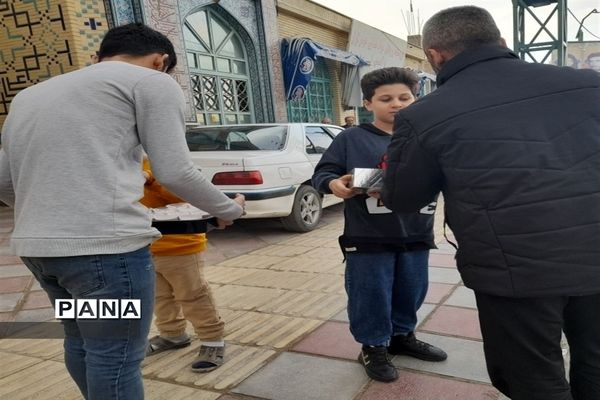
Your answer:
[281,37,368,101]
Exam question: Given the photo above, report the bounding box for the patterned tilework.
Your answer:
[260,0,287,122]
[0,0,108,128]
[107,0,134,25]
[104,0,144,27]
[143,0,196,121]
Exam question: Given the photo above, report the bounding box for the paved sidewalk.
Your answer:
[0,204,507,400]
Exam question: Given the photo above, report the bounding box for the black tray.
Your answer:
[152,218,217,234]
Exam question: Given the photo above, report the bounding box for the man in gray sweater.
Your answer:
[0,23,244,400]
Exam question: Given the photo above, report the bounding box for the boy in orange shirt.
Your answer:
[142,159,243,372]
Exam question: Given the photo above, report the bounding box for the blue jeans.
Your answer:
[22,246,155,400]
[345,250,429,346]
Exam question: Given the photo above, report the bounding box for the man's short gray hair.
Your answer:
[422,6,501,54]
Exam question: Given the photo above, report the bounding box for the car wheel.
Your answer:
[281,185,322,232]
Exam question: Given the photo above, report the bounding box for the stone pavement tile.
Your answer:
[230,270,316,290]
[216,254,288,269]
[421,306,482,340]
[431,244,457,255]
[22,290,51,310]
[233,352,369,400]
[296,273,345,294]
[231,218,300,245]
[0,292,23,312]
[445,286,477,309]
[204,247,228,266]
[392,332,490,383]
[279,235,340,249]
[0,276,32,293]
[143,343,276,390]
[0,338,63,358]
[217,395,261,400]
[428,267,461,284]
[256,290,346,319]
[292,321,360,360]
[302,246,344,260]
[424,283,455,304]
[0,264,31,278]
[0,245,16,256]
[205,266,262,284]
[205,229,270,257]
[224,311,322,348]
[269,256,343,274]
[250,245,312,257]
[143,379,221,400]
[0,360,81,400]
[0,255,22,265]
[213,285,283,311]
[301,230,344,240]
[0,351,40,379]
[416,304,436,327]
[30,279,42,291]
[358,370,499,400]
[14,307,55,322]
[0,312,15,322]
[428,253,457,268]
[331,308,349,322]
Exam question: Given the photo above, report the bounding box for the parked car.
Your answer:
[185,123,344,232]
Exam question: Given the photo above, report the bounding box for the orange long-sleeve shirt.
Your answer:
[141,160,207,256]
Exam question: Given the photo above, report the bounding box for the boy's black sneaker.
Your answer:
[358,345,399,382]
[388,332,447,361]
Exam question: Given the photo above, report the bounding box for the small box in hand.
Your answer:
[349,168,384,194]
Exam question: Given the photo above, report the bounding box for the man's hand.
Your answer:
[214,193,246,229]
[233,193,246,209]
[214,218,234,229]
[328,174,356,199]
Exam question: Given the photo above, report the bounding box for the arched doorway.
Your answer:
[184,8,254,125]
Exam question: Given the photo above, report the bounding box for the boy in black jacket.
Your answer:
[312,67,446,383]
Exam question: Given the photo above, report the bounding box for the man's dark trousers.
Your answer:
[475,292,600,400]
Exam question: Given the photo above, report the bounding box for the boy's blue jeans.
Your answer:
[345,250,429,346]
[21,246,154,400]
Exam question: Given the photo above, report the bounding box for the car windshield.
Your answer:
[186,125,288,151]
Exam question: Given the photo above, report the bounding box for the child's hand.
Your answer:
[214,218,234,229]
[329,174,356,199]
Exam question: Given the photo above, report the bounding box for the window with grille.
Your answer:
[185,8,254,125]
[287,59,334,123]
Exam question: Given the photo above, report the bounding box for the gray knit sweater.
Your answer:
[0,61,243,257]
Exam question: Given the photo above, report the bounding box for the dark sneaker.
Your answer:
[358,345,399,382]
[191,345,225,373]
[388,332,447,361]
[146,335,191,357]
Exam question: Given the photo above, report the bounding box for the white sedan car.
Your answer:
[186,123,344,232]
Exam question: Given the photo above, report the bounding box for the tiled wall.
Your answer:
[0,0,109,129]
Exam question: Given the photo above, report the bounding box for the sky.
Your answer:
[311,0,600,49]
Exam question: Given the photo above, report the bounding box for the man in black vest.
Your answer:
[381,6,600,400]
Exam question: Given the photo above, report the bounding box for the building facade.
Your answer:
[1,0,432,129]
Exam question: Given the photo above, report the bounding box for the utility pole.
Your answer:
[513,0,567,65]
